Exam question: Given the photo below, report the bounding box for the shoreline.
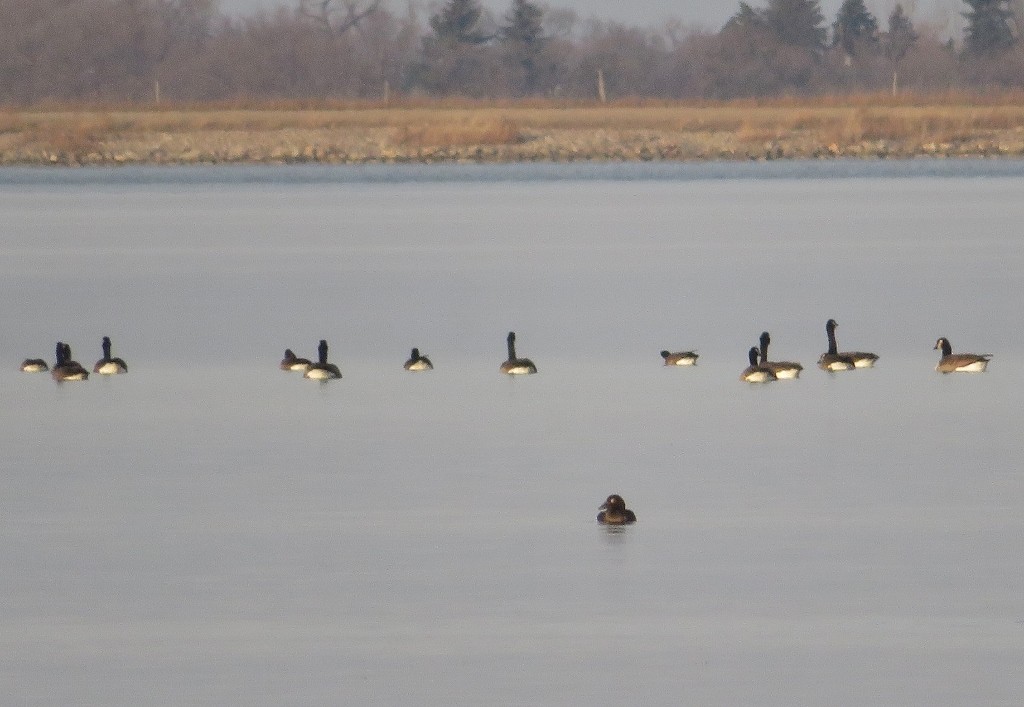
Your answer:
[6,131,1023,166]
[3,104,1024,166]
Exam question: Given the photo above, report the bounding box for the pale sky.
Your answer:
[220,0,967,35]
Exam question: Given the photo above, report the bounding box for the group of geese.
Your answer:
[20,337,128,381]
[277,321,988,383]
[736,321,881,383]
[23,321,992,384]
[279,331,536,379]
[733,319,990,382]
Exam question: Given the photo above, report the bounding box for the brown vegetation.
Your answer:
[3,95,1024,165]
[4,0,1024,108]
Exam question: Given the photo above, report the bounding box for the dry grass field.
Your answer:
[3,95,1024,164]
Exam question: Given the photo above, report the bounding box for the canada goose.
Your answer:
[818,319,878,371]
[93,336,128,374]
[759,331,802,379]
[934,337,991,373]
[500,331,537,375]
[660,349,699,366]
[280,348,312,372]
[404,347,433,371]
[20,358,48,372]
[597,494,636,525]
[52,342,89,381]
[741,345,777,383]
[303,339,342,380]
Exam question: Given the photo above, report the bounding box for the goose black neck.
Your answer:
[826,320,838,355]
[55,341,65,366]
[102,337,112,360]
[318,340,328,365]
[759,332,770,364]
[411,348,420,358]
[748,347,760,367]
[506,332,517,360]
[939,339,952,357]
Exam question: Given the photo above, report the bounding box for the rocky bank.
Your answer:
[3,125,1024,165]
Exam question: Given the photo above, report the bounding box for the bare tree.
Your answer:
[299,0,382,35]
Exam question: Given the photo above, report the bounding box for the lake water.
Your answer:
[1,161,1022,705]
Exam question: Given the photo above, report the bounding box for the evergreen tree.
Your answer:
[765,0,826,50]
[501,0,544,46]
[883,4,918,62]
[417,0,494,96]
[724,2,768,31]
[962,0,1016,55]
[429,0,489,45]
[500,0,547,94]
[1013,0,1024,36]
[832,0,879,56]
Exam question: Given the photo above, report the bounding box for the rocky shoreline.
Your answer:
[3,125,1024,166]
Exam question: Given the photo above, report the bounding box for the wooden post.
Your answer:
[597,69,606,103]
[891,71,898,97]
[154,80,161,104]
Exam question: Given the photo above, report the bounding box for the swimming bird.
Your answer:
[934,337,991,373]
[20,357,49,372]
[660,349,699,366]
[818,319,877,371]
[403,347,433,371]
[500,331,537,375]
[741,345,777,383]
[597,494,636,525]
[303,339,342,380]
[280,348,312,372]
[52,342,89,381]
[93,336,128,374]
[759,331,802,379]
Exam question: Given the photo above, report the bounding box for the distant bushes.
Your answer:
[1,0,1024,104]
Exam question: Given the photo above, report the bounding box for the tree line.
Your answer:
[2,0,1023,105]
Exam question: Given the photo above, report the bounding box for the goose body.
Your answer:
[817,352,857,371]
[20,358,49,372]
[759,331,802,379]
[280,349,312,372]
[500,332,537,375]
[741,346,777,383]
[818,319,877,371]
[597,494,636,525]
[93,336,128,374]
[660,349,699,366]
[304,339,342,380]
[845,352,879,368]
[934,337,991,373]
[52,342,89,381]
[404,348,433,371]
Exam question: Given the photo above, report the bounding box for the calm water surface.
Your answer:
[1,161,1022,705]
